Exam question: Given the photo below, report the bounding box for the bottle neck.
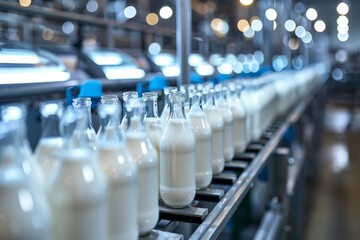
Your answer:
[98,111,123,143]
[169,100,185,120]
[125,107,145,133]
[41,114,61,138]
[204,91,215,107]
[145,98,159,118]
[190,94,201,110]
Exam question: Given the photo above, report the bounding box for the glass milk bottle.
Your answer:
[0,120,52,240]
[120,91,138,131]
[229,84,248,156]
[160,91,196,208]
[239,81,254,145]
[203,89,225,174]
[34,100,64,179]
[180,84,195,117]
[97,95,121,135]
[1,104,45,190]
[160,86,177,126]
[215,86,234,162]
[97,103,138,240]
[143,92,163,196]
[143,92,163,156]
[187,91,212,189]
[125,99,159,235]
[48,107,107,240]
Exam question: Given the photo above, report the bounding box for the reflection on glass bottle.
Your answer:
[120,91,138,131]
[0,119,52,240]
[97,94,121,135]
[72,97,97,151]
[143,92,163,198]
[1,104,45,190]
[215,85,234,162]
[124,98,159,235]
[203,88,225,175]
[97,102,138,240]
[160,91,196,208]
[34,100,64,179]
[229,83,247,155]
[160,86,177,126]
[48,107,107,240]
[187,90,212,190]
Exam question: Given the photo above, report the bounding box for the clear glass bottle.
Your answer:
[239,80,254,144]
[228,83,248,156]
[48,107,107,240]
[120,91,138,131]
[0,119,52,240]
[1,104,45,190]
[187,90,212,189]
[97,103,138,240]
[215,85,235,162]
[72,97,97,151]
[180,84,195,117]
[34,100,64,179]
[160,91,196,208]
[160,86,177,126]
[143,92,163,198]
[124,98,159,235]
[202,88,225,174]
[143,92,163,157]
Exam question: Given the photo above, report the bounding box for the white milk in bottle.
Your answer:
[229,84,247,156]
[143,92,163,197]
[125,99,159,236]
[160,91,196,207]
[34,101,64,180]
[215,86,234,162]
[187,91,212,189]
[48,107,107,240]
[203,89,225,174]
[0,119,52,240]
[97,102,138,240]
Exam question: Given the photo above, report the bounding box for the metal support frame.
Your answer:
[176,0,191,86]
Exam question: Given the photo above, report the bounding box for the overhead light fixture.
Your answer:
[239,0,254,6]
[146,13,159,26]
[306,8,318,21]
[237,19,250,32]
[295,26,306,38]
[251,19,263,32]
[337,24,349,34]
[124,6,137,19]
[265,8,277,21]
[159,6,173,19]
[284,20,296,32]
[314,20,326,32]
[337,15,349,26]
[337,32,349,42]
[19,0,31,7]
[337,2,349,15]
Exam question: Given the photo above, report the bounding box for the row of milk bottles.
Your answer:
[0,67,318,240]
